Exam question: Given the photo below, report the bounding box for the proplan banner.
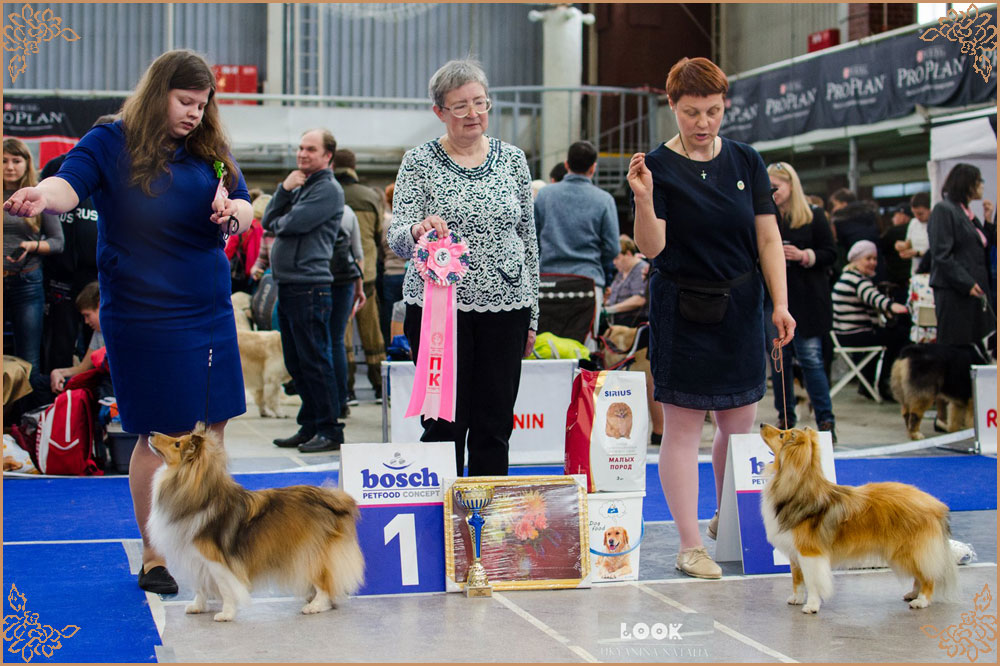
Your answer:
[722,26,997,143]
[3,96,124,167]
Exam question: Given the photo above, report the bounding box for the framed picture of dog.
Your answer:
[443,476,591,591]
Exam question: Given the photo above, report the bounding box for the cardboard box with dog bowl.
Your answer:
[588,490,645,582]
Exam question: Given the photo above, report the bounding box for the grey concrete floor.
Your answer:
[145,364,996,662]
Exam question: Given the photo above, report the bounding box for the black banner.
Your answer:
[3,97,123,139]
[2,96,124,169]
[722,26,997,143]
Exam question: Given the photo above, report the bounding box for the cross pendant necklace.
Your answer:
[679,135,715,180]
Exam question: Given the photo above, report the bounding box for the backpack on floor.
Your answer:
[35,388,103,476]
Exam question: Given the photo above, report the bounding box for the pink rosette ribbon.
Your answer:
[406,229,470,422]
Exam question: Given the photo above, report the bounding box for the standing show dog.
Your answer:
[148,424,365,621]
[759,424,956,614]
[890,343,988,440]
[231,292,291,418]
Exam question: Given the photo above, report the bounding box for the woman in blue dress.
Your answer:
[4,50,253,594]
[627,57,795,579]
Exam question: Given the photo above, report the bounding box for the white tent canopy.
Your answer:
[928,116,997,221]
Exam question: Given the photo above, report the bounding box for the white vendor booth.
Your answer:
[382,359,578,465]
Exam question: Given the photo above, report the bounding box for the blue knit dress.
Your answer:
[56,121,249,434]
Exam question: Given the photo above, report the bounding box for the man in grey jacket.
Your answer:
[261,128,345,452]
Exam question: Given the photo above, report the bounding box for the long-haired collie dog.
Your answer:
[148,424,365,621]
[759,424,956,614]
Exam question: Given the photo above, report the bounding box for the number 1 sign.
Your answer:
[341,442,456,596]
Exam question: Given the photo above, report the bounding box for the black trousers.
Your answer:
[404,304,531,477]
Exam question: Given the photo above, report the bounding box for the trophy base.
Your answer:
[464,584,493,598]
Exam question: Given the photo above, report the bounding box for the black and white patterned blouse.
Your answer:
[388,137,539,329]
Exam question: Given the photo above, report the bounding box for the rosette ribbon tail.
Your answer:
[406,228,468,422]
[406,281,458,421]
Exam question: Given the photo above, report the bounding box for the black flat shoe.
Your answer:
[298,434,342,453]
[273,431,314,448]
[138,565,178,595]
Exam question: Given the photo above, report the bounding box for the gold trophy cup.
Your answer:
[454,485,495,597]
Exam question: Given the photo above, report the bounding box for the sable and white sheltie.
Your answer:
[758,424,957,614]
[147,424,365,622]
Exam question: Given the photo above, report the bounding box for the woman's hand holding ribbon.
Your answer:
[411,215,449,241]
[210,196,241,226]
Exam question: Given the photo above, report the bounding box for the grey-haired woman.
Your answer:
[387,59,539,476]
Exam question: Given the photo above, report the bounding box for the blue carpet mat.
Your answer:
[3,457,994,542]
[2,542,159,663]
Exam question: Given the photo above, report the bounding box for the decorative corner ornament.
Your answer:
[4,4,80,84]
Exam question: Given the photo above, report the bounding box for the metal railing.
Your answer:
[4,86,662,188]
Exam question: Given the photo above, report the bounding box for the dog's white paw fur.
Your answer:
[301,589,333,614]
[802,599,821,614]
[185,591,207,614]
[909,432,925,441]
[908,596,930,609]
[213,610,235,622]
[787,590,806,605]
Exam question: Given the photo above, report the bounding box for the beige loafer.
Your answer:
[676,546,722,579]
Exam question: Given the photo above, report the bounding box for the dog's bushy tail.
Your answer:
[933,516,960,603]
[317,487,365,598]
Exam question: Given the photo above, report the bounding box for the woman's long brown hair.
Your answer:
[119,50,238,196]
[3,137,41,231]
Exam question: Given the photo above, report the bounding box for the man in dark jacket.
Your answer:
[262,128,345,453]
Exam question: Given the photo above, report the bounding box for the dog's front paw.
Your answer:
[213,610,235,622]
[801,601,820,614]
[908,432,925,441]
[301,600,333,614]
[908,597,930,609]
[185,602,205,614]
[787,591,806,605]
[903,590,918,601]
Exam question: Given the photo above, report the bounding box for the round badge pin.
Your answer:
[737,180,745,191]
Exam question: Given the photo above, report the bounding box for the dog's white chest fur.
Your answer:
[760,489,796,558]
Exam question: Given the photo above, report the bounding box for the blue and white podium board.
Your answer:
[385,359,577,464]
[714,432,835,574]
[973,365,997,455]
[340,442,455,595]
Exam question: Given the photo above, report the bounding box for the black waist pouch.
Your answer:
[667,270,755,325]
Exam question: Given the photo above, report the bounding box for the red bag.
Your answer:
[35,388,103,476]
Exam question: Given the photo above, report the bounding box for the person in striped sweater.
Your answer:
[832,240,910,400]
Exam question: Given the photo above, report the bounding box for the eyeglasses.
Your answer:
[440,98,492,118]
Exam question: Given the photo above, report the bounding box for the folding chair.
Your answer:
[536,273,597,345]
[828,330,886,403]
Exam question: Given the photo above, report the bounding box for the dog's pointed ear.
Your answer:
[183,431,205,461]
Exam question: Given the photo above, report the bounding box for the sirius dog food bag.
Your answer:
[588,491,645,582]
[565,369,647,492]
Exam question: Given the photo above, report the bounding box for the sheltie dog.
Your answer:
[147,424,365,621]
[759,424,956,614]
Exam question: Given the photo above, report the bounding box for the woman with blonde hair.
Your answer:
[3,137,64,379]
[5,49,254,595]
[765,161,837,439]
